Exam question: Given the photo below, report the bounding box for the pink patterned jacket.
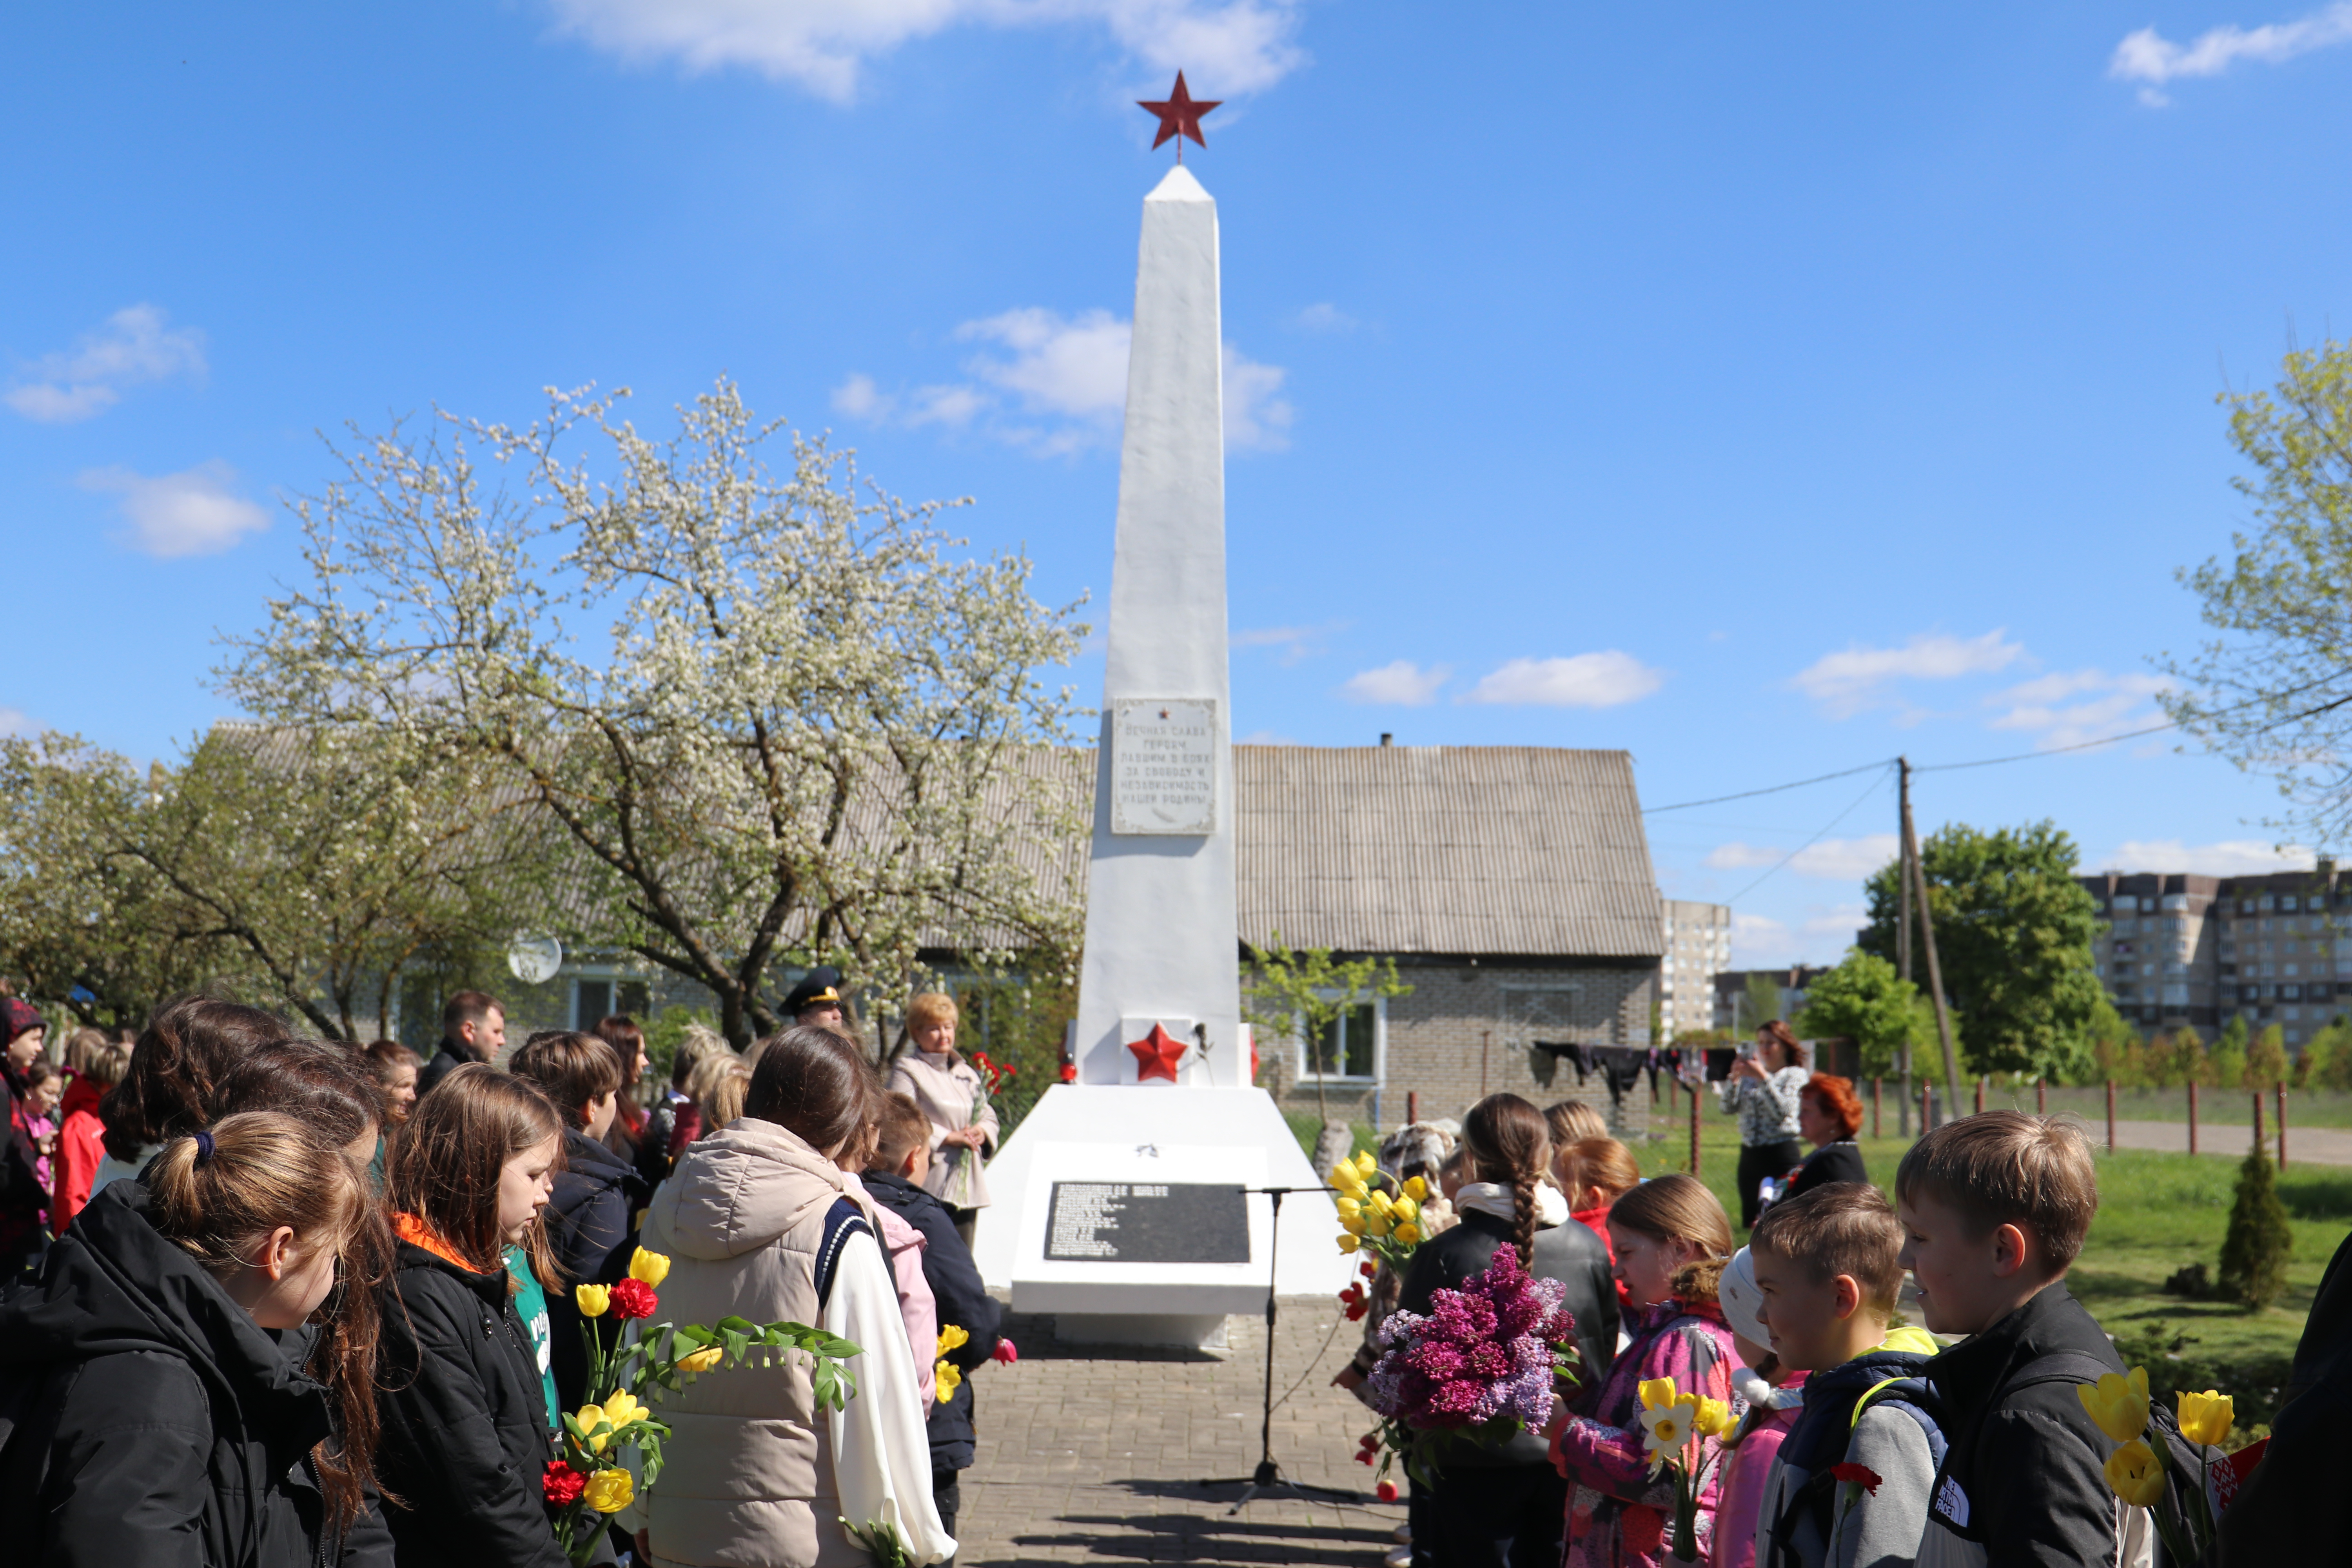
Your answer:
[1551,1297,1741,1568]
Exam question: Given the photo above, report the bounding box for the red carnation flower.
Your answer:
[1830,1463,1882,1495]
[609,1278,658,1320]
[1376,1480,1399,1503]
[543,1460,586,1506]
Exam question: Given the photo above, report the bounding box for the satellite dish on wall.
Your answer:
[507,932,564,985]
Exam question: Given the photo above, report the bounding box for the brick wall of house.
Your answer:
[1265,961,1661,1138]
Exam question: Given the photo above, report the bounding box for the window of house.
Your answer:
[1299,999,1380,1081]
[573,976,651,1030]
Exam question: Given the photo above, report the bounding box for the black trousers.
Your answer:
[1738,1138,1804,1229]
[1426,1463,1566,1568]
[934,1470,962,1566]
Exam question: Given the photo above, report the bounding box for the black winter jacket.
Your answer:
[0,1181,393,1568]
[374,1239,567,1568]
[413,1043,475,1099]
[2220,1227,2352,1562]
[1396,1206,1619,1468]
[1920,1282,2127,1567]
[544,1127,650,1411]
[1784,1142,1868,1203]
[861,1171,1003,1472]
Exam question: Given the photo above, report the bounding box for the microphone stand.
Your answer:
[1207,1183,1365,1512]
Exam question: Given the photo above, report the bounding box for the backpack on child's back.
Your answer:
[1762,1327,1944,1568]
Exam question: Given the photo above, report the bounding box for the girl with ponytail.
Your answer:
[0,1111,385,1566]
[1552,1172,1740,1568]
[1392,1094,1620,1568]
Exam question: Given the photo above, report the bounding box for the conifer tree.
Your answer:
[2217,1143,2294,1309]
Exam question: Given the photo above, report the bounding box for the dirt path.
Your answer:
[2105,1118,2352,1166]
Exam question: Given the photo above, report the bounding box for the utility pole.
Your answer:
[1901,759,1965,1114]
[1898,759,1914,1138]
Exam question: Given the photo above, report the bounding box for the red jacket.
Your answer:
[50,1074,107,1237]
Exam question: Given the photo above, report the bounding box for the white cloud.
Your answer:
[1339,660,1450,706]
[2112,4,2352,106]
[1461,651,1665,708]
[1706,834,1899,882]
[543,0,1307,103]
[6,304,207,423]
[1290,301,1356,333]
[81,462,270,558]
[1790,629,2025,718]
[0,707,31,738]
[1233,621,1339,664]
[1802,903,1870,946]
[2098,838,2316,876]
[1731,911,1793,967]
[1985,668,2173,750]
[835,306,1291,455]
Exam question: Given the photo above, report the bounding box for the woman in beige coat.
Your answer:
[632,1028,951,1568]
[884,994,998,1247]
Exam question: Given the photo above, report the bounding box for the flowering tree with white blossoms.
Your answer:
[220,379,1089,1045]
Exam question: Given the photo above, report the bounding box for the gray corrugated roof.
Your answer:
[1232,746,1662,959]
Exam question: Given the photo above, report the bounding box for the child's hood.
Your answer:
[1879,1323,1942,1357]
[649,1114,848,1259]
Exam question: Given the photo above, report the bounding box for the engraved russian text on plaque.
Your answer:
[1109,698,1218,836]
[1042,1181,1250,1264]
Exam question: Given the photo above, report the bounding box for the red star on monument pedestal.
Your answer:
[1126,1022,1187,1083]
[1138,72,1220,158]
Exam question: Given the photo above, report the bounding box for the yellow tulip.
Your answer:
[2176,1389,2234,1447]
[1361,1210,1393,1239]
[1402,1175,1427,1201]
[575,1284,611,1318]
[935,1359,963,1402]
[1691,1397,1735,1438]
[1394,1223,1421,1246]
[2103,1439,2165,1509]
[1392,1195,1419,1223]
[602,1391,645,1430]
[1367,1189,1395,1216]
[1331,1164,1366,1196]
[1336,1196,1361,1220]
[1638,1378,1682,1412]
[677,1345,724,1374]
[938,1324,970,1355]
[2076,1367,2151,1445]
[583,1468,635,1514]
[1337,1233,1359,1254]
[1355,1151,1378,1176]
[574,1405,611,1453]
[628,1248,671,1287]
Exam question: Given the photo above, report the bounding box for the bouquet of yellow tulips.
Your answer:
[2078,1365,2234,1566]
[550,1246,866,1566]
[1330,1151,1430,1268]
[1637,1377,1737,1564]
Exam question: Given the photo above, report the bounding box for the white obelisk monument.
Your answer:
[973,163,1346,1345]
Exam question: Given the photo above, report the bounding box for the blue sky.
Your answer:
[7,2,2352,969]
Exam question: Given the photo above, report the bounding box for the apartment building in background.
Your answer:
[2082,862,2350,1048]
[1661,900,1732,1039]
[1712,964,1832,1034]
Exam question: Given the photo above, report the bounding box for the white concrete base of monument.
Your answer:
[974,1085,1351,1336]
[1054,1312,1232,1350]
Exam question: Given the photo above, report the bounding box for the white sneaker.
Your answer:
[1385,1548,1412,1568]
[1392,1526,1412,1544]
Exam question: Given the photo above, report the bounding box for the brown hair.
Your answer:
[869,1091,931,1173]
[22,1060,56,1093]
[362,1040,423,1113]
[1544,1099,1610,1146]
[1461,1093,1552,1258]
[1559,1136,1641,1207]
[385,1064,563,1281]
[1895,1110,2098,1271]
[1608,1172,1734,1302]
[102,996,292,1162]
[592,1016,647,1135]
[1750,1181,1906,1322]
[670,1022,729,1090]
[439,990,503,1040]
[1803,1073,1864,1140]
[1760,1018,1804,1063]
[147,1112,378,1535]
[213,1040,385,1152]
[67,1028,131,1089]
[508,1032,623,1129]
[744,1025,877,1160]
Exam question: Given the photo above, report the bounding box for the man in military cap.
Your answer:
[784,966,847,1029]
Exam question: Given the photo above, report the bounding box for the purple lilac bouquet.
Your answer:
[1363,1244,1580,1483]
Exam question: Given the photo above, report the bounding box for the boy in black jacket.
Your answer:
[865,1091,1004,1556]
[1896,1111,2127,1568]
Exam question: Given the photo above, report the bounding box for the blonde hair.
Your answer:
[1608,1172,1733,1302]
[1544,1099,1610,1146]
[906,992,959,1034]
[1751,1181,1906,1322]
[1896,1110,2099,1270]
[670,1022,730,1090]
[690,1052,751,1132]
[1559,1136,1641,1206]
[65,1029,131,1089]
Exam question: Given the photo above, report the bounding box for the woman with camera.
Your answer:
[1716,1018,1808,1229]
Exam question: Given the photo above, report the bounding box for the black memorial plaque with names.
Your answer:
[1044,1181,1250,1264]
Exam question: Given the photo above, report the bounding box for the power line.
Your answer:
[1722,766,1895,905]
[1642,759,1898,815]
[1913,719,2180,772]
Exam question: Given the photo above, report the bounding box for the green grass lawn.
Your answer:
[1628,1092,2346,1437]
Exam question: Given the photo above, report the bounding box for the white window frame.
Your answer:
[1294,993,1386,1084]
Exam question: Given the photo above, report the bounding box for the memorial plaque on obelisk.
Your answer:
[1109,698,1219,835]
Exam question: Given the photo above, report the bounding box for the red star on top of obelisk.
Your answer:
[1138,72,1220,162]
[1126,1021,1187,1083]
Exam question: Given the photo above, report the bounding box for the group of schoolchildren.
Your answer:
[0,978,1010,1568]
[1355,1065,2166,1568]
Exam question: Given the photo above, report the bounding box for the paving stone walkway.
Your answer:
[953,1299,1409,1566]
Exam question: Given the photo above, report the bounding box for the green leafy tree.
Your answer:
[2161,339,2352,843]
[1241,933,1411,1131]
[2204,1027,2247,1089]
[2217,1146,2294,1309]
[2245,1024,2290,1088]
[1793,949,1922,1076]
[2298,1017,2352,1089]
[1858,821,2104,1078]
[1740,973,1784,1032]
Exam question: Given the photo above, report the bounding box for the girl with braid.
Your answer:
[1393,1093,1619,1568]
